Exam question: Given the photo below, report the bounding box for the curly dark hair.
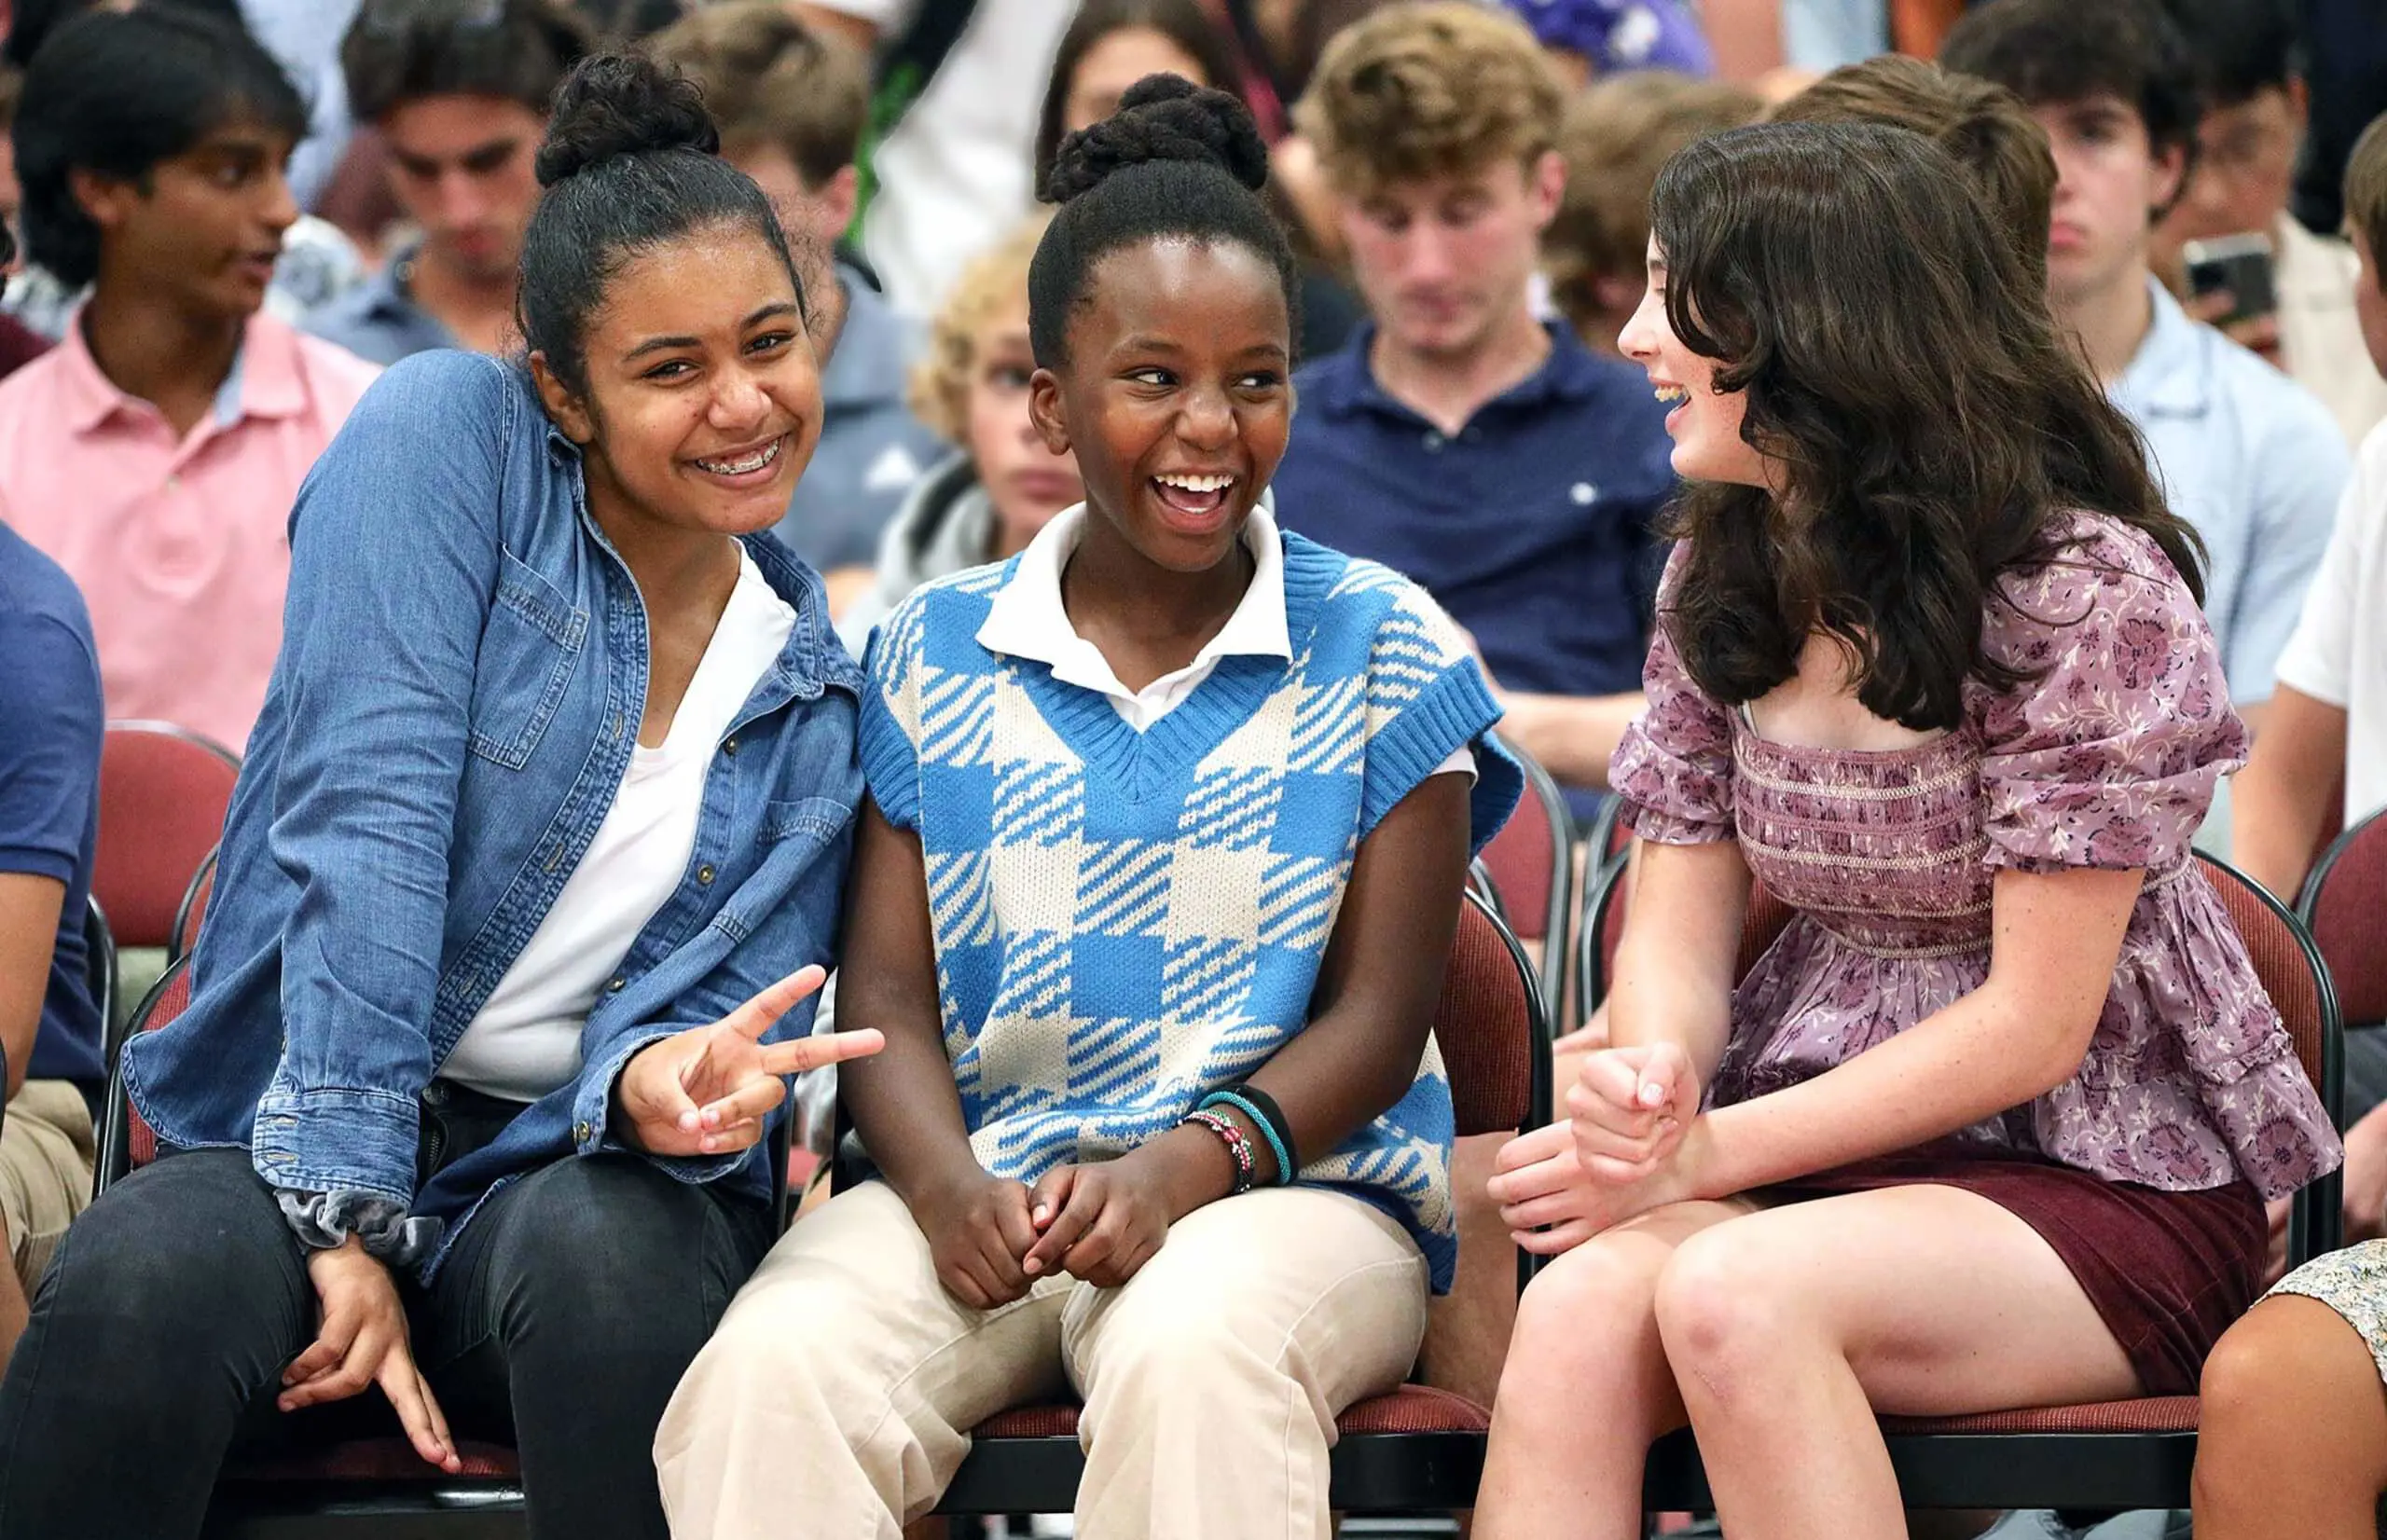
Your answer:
[1649,120,2202,732]
[1028,74,1299,368]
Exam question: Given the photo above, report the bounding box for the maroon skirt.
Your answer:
[1760,1146,2266,1396]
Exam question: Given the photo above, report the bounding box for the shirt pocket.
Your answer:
[467,552,588,770]
[760,794,854,849]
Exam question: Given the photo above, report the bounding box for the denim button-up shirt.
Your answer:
[121,350,866,1277]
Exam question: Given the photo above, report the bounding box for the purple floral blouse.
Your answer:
[1610,516,2341,1201]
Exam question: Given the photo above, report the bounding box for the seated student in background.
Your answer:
[649,1,944,594]
[836,215,1082,649]
[1545,70,1761,359]
[654,78,1520,1540]
[0,7,379,754]
[0,432,103,1371]
[1469,119,2341,1538]
[0,55,882,1540]
[2154,0,2387,448]
[1941,0,2349,736]
[1030,0,1363,364]
[305,0,590,364]
[1496,0,1718,88]
[1272,1,1676,820]
[2235,112,2387,1244]
[0,0,365,340]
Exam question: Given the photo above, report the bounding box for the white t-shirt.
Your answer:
[440,551,796,1102]
[2273,419,2387,832]
[812,0,1074,316]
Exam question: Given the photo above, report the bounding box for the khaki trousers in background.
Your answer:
[2,1080,97,1292]
[656,1178,1429,1540]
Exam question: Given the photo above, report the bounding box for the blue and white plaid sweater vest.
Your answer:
[861,529,1521,1290]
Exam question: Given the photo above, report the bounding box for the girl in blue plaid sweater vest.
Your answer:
[657,79,1519,1539]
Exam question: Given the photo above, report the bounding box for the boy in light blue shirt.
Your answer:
[1945,0,2348,719]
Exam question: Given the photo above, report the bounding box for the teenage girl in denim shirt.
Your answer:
[0,56,881,1540]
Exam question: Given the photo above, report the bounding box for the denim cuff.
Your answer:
[275,1189,442,1269]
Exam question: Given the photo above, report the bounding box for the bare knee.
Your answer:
[1502,1236,1664,1392]
[1652,1229,1802,1402]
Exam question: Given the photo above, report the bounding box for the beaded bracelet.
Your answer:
[1183,1109,1257,1194]
[1198,1089,1295,1186]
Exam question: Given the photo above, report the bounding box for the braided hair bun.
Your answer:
[535,51,718,187]
[1041,74,1269,204]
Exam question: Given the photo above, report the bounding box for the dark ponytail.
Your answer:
[517,52,800,394]
[1028,73,1299,367]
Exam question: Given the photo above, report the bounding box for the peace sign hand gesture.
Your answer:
[613,966,884,1158]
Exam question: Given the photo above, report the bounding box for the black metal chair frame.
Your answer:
[171,845,219,966]
[1636,849,2344,1513]
[928,889,1552,1515]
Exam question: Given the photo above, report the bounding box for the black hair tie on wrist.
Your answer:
[1229,1081,1297,1176]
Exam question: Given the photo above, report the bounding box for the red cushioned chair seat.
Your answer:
[1882,1396,2198,1436]
[973,1384,1491,1445]
[225,1438,521,1481]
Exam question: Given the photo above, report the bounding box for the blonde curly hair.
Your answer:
[1292,2,1565,199]
[908,215,1051,446]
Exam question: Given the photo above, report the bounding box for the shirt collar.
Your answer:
[59,309,310,436]
[974,497,1291,687]
[2112,276,2213,419]
[1307,319,1608,421]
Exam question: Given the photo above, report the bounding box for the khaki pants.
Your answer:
[2,1080,96,1292]
[657,1179,1429,1540]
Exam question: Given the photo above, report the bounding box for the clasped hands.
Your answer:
[914,1152,1180,1310]
[1488,1040,1706,1255]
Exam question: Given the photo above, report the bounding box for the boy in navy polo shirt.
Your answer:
[0,513,104,1369]
[1275,0,1676,821]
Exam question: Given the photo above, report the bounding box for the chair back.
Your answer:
[1434,889,1550,1139]
[1474,745,1576,1004]
[2196,850,2343,1262]
[84,895,117,1058]
[1579,853,1795,1009]
[96,722,240,949]
[171,846,219,963]
[2298,805,2387,1029]
[98,956,193,1192]
[1465,858,1508,925]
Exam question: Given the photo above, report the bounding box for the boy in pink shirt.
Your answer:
[0,6,378,753]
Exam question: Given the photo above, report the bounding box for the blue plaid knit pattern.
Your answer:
[860,529,1521,1291]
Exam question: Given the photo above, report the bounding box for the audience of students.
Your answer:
[836,214,1083,649]
[2154,0,2387,447]
[648,2,945,584]
[0,51,884,1539]
[1546,69,1762,357]
[1941,0,2350,734]
[304,0,590,364]
[1274,1,1678,817]
[0,5,379,754]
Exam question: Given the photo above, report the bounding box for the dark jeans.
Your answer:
[0,1142,770,1539]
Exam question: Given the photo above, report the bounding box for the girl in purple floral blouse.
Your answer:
[1469,120,2342,1539]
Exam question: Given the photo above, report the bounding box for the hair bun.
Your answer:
[1042,75,1268,203]
[536,52,718,188]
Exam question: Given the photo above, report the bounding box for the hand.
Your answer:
[1487,1120,1690,1254]
[2341,1106,2387,1245]
[1566,1042,1698,1180]
[911,1171,1040,1310]
[614,966,884,1158]
[279,1239,461,1473]
[1021,1157,1174,1288]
